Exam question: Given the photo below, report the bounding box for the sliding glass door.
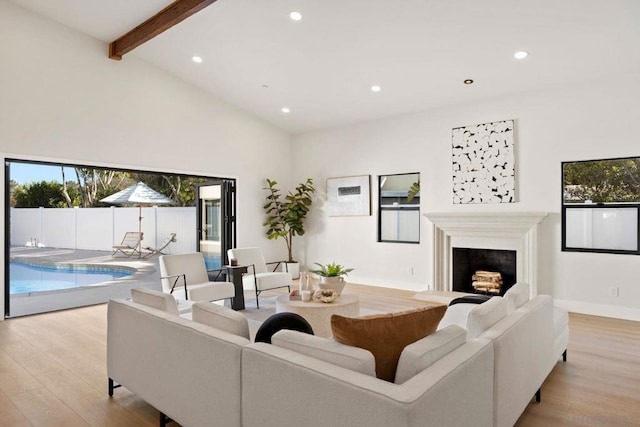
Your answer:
[196,180,236,270]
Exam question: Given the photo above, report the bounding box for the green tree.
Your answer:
[13,181,66,208]
[563,159,640,203]
[68,167,129,208]
[263,178,315,262]
[129,172,209,206]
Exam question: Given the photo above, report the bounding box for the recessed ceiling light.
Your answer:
[281,107,290,113]
[371,85,381,92]
[290,11,302,21]
[463,79,474,85]
[514,51,528,59]
[192,56,203,63]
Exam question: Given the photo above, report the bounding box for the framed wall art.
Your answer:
[327,175,371,216]
[451,119,515,204]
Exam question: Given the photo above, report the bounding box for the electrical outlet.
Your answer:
[609,287,619,297]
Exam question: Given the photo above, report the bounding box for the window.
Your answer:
[378,173,420,243]
[562,157,640,254]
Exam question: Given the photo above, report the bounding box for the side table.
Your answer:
[223,265,248,310]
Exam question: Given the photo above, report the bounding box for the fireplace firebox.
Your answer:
[452,248,516,296]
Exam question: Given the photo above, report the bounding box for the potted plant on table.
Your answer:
[308,262,354,296]
[263,178,315,279]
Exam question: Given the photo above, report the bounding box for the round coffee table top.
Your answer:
[275,292,359,309]
[275,292,360,337]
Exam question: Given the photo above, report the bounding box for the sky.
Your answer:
[9,162,77,185]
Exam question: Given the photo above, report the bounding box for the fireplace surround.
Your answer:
[424,212,547,297]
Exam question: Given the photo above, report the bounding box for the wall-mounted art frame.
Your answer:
[452,119,515,204]
[327,175,371,216]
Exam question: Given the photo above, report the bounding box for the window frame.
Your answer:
[377,172,420,244]
[561,156,640,255]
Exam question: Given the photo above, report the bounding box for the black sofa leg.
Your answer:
[159,412,174,427]
[535,388,541,403]
[562,349,567,362]
[108,378,121,397]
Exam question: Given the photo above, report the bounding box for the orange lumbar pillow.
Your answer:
[330,305,447,382]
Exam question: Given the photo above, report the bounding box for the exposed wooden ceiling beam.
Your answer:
[109,0,218,60]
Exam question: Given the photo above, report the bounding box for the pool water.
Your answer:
[9,261,133,294]
[204,255,222,271]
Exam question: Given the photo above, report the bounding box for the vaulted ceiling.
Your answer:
[9,0,640,134]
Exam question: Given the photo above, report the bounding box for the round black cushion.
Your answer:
[254,312,314,344]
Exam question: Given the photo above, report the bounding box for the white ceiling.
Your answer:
[9,0,640,134]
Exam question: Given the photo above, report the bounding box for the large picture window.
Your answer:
[562,156,640,254]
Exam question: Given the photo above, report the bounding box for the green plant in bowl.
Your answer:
[309,262,353,277]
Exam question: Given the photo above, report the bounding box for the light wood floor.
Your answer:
[0,284,638,426]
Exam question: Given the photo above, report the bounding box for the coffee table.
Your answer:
[275,293,360,337]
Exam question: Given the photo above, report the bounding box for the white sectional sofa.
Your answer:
[107,283,566,427]
[107,297,495,427]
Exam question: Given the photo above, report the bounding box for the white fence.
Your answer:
[10,206,197,254]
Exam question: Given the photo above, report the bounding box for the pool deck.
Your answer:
[8,246,164,317]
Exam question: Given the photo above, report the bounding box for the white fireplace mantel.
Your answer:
[423,212,548,297]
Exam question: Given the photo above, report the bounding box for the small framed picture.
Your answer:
[326,175,371,216]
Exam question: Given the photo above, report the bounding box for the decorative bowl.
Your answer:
[314,289,338,303]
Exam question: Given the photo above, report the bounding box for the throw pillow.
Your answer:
[271,330,376,377]
[395,325,466,384]
[192,302,250,339]
[130,287,179,316]
[503,282,530,313]
[331,305,447,382]
[466,296,507,339]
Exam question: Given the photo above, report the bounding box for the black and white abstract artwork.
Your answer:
[452,120,515,204]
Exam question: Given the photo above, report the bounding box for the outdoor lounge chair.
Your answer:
[142,233,177,259]
[112,232,143,257]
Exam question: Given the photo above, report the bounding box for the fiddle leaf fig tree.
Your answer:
[263,178,315,263]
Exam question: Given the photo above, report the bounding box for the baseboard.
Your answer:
[554,299,640,322]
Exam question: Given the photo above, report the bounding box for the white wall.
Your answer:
[0,1,294,318]
[292,70,640,321]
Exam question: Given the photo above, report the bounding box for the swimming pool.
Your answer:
[9,261,134,294]
[203,255,222,271]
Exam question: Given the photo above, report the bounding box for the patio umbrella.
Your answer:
[100,182,175,256]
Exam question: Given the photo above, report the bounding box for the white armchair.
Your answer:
[159,253,235,304]
[227,247,292,309]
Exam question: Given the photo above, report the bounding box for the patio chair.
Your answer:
[142,233,177,259]
[112,232,143,257]
[159,252,235,304]
[227,247,292,309]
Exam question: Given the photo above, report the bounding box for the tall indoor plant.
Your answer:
[263,178,315,278]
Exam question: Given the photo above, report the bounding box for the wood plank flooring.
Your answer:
[0,284,638,426]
